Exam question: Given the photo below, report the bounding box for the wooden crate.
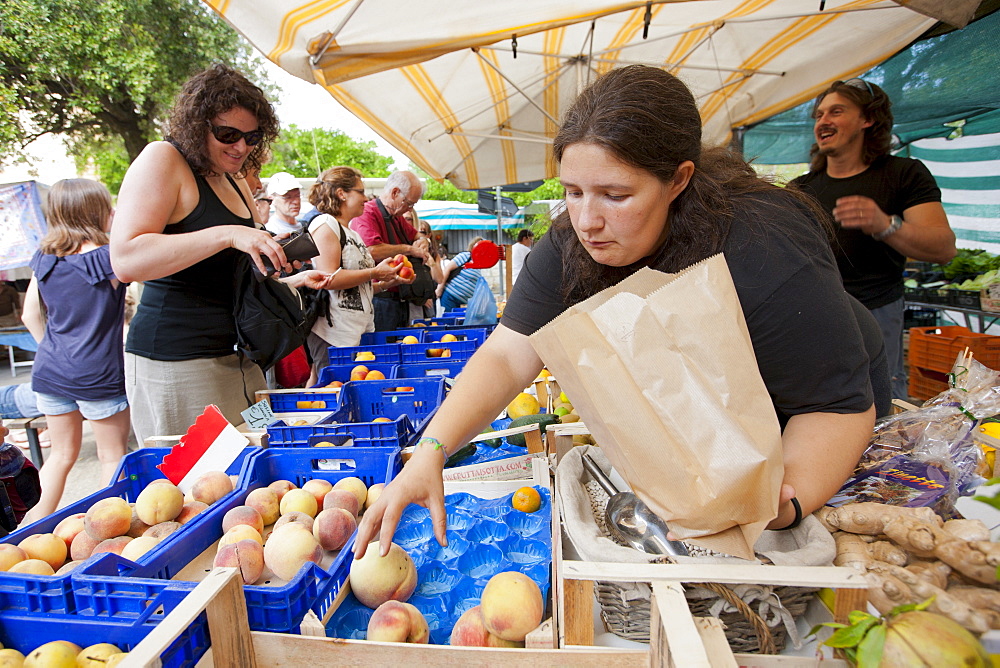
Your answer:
[126,427,867,667]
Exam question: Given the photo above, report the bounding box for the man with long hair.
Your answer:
[790,79,956,400]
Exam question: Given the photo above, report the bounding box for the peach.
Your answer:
[323,489,360,518]
[214,538,264,585]
[401,335,419,344]
[84,497,131,540]
[77,643,123,668]
[18,533,67,571]
[70,530,102,561]
[349,541,416,608]
[273,511,313,532]
[105,654,129,667]
[92,536,133,557]
[8,558,55,575]
[245,488,280,525]
[126,507,152,538]
[365,483,385,511]
[313,508,357,551]
[481,571,543,641]
[135,481,184,525]
[52,513,86,549]
[121,536,160,562]
[366,600,429,643]
[175,501,209,525]
[332,477,367,508]
[219,524,264,548]
[222,505,264,535]
[23,640,77,667]
[449,605,524,647]
[279,488,318,518]
[263,524,322,580]
[190,470,233,505]
[0,544,28,572]
[301,479,334,507]
[364,370,386,381]
[0,648,26,664]
[440,333,458,343]
[55,560,84,575]
[267,480,297,502]
[142,521,182,540]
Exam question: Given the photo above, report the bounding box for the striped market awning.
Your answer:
[206,0,978,189]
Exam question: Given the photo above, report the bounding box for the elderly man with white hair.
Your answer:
[350,170,433,330]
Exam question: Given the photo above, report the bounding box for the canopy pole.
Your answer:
[496,185,505,302]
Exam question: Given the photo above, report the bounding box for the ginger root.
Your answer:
[833,532,873,570]
[943,518,991,542]
[905,559,951,590]
[868,540,908,566]
[866,562,991,633]
[824,502,942,535]
[936,539,1000,585]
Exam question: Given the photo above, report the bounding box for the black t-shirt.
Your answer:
[790,155,941,309]
[127,172,252,361]
[502,190,878,424]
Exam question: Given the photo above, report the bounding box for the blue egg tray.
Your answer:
[325,486,551,645]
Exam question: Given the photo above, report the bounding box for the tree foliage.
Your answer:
[265,125,395,180]
[0,0,259,180]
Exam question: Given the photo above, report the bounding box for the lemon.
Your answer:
[538,369,552,378]
[506,392,540,419]
[980,422,1000,439]
[512,487,541,513]
[558,391,570,404]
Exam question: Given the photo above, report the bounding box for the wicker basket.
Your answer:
[584,480,819,653]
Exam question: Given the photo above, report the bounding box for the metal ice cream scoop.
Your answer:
[582,453,688,557]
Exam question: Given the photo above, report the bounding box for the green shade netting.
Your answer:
[744,10,1000,165]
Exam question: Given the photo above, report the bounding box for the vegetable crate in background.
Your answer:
[907,325,1000,400]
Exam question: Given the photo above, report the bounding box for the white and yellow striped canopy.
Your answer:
[207,0,977,189]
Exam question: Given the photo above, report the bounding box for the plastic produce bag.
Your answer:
[464,276,497,326]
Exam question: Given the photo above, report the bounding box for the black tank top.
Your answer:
[126,171,254,360]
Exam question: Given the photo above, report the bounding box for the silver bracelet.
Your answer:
[872,215,902,241]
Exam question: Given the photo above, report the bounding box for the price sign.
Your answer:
[241,400,275,431]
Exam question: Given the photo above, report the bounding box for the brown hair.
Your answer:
[552,64,828,304]
[309,166,364,218]
[165,64,279,177]
[808,79,893,172]
[40,179,112,256]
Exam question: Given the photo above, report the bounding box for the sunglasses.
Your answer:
[210,124,265,146]
[840,78,875,98]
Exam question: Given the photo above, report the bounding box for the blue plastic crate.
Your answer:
[266,392,340,413]
[442,308,466,317]
[419,326,490,347]
[0,584,209,667]
[315,362,398,386]
[400,340,477,364]
[359,329,423,345]
[326,343,402,365]
[329,378,444,424]
[411,317,462,326]
[71,446,401,634]
[393,359,467,380]
[267,413,414,449]
[0,447,254,616]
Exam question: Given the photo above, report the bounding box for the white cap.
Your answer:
[266,172,301,197]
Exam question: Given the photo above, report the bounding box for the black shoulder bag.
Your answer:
[300,220,347,331]
[230,178,310,371]
[382,204,436,304]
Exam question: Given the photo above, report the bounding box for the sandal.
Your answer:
[9,428,51,449]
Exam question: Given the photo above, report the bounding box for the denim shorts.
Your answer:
[35,392,129,421]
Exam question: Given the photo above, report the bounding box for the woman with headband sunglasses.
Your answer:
[110,64,335,445]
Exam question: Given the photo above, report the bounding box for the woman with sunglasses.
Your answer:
[110,64,334,444]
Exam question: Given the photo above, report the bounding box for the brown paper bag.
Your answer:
[530,254,783,559]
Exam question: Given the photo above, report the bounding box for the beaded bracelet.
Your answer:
[416,437,444,451]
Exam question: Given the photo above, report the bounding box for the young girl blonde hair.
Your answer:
[40,179,112,256]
